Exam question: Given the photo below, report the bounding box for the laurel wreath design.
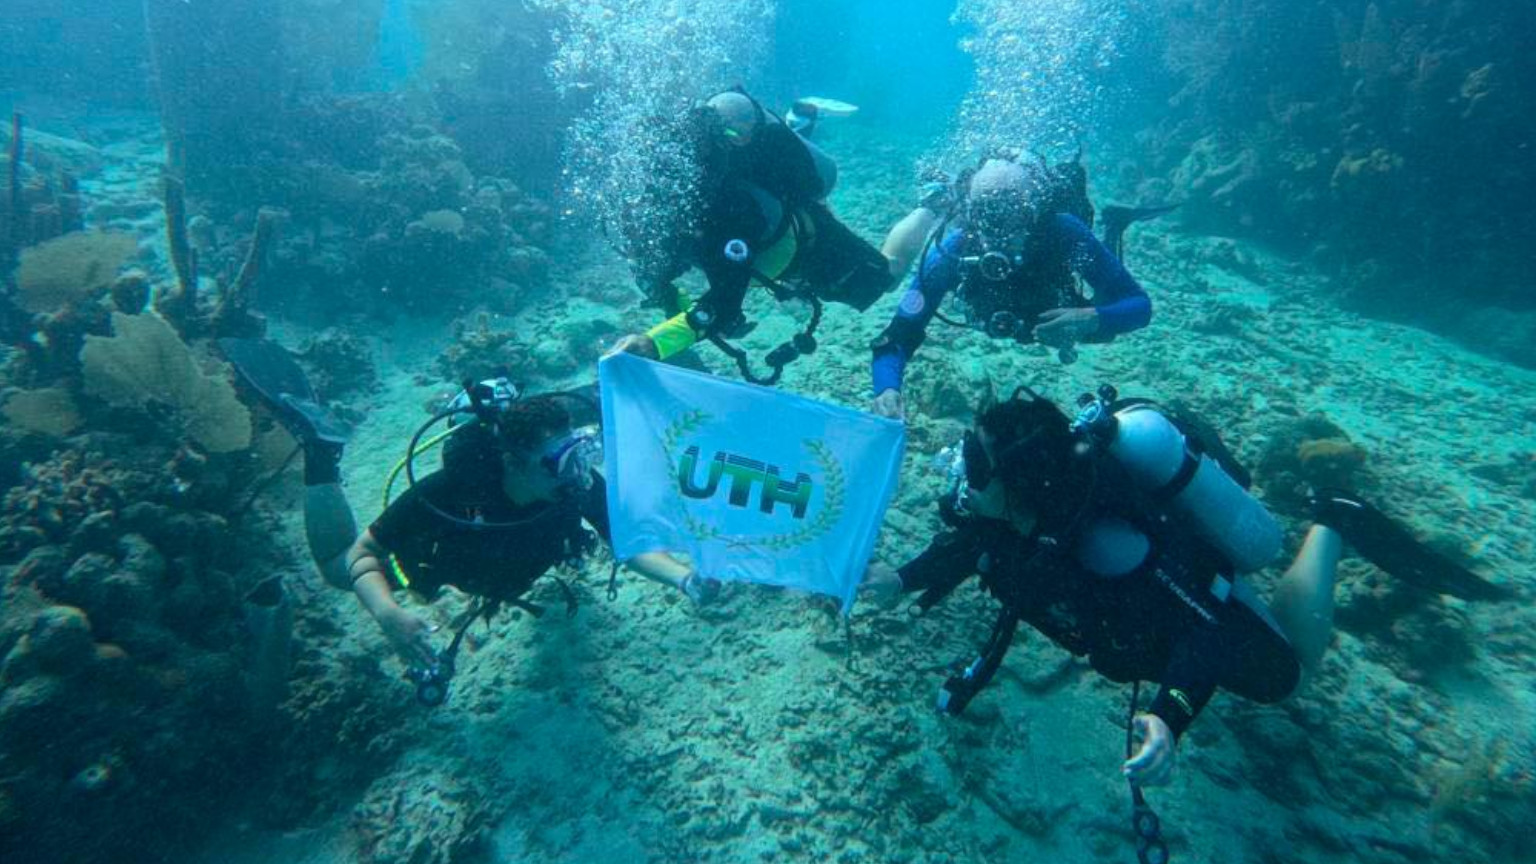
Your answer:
[658,411,844,552]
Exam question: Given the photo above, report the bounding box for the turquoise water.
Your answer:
[1,2,1534,863]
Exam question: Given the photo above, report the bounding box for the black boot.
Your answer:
[278,394,348,486]
[1309,489,1510,601]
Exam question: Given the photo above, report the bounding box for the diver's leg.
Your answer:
[219,337,360,590]
[881,207,942,278]
[1269,525,1343,672]
[301,440,359,591]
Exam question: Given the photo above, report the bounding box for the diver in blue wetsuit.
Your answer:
[870,157,1156,418]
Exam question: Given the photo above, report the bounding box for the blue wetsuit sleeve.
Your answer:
[1052,214,1152,337]
[871,230,962,394]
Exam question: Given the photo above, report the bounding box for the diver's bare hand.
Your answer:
[679,571,723,606]
[1123,713,1176,787]
[872,389,905,420]
[859,562,903,610]
[1034,307,1100,347]
[606,333,659,360]
[378,606,437,667]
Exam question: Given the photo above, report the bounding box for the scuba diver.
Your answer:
[870,154,1168,419]
[862,386,1510,799]
[609,89,899,386]
[218,339,717,705]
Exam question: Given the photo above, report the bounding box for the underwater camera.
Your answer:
[406,650,457,707]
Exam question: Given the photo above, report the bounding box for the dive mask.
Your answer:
[541,424,602,488]
[963,189,1034,281]
[933,430,998,490]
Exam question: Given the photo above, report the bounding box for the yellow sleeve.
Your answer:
[646,311,700,360]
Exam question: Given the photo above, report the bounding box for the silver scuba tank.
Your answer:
[1101,404,1282,574]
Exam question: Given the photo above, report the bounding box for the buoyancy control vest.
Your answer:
[946,153,1099,342]
[954,230,1086,342]
[934,386,1279,716]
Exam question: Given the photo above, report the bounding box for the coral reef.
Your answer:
[1133,1,1536,366]
[12,231,138,314]
[298,328,380,403]
[0,387,82,438]
[80,312,252,454]
[434,313,536,386]
[1,114,89,262]
[353,761,494,864]
[0,430,287,864]
[1256,414,1373,510]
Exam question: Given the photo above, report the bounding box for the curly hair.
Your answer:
[976,390,1091,530]
[440,391,586,484]
[494,394,574,456]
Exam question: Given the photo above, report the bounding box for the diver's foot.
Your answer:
[1309,489,1511,601]
[787,100,818,135]
[276,395,348,486]
[219,337,349,447]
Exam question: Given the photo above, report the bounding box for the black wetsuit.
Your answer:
[660,110,891,344]
[898,498,1299,738]
[370,469,609,603]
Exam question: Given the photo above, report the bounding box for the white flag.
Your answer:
[599,353,905,613]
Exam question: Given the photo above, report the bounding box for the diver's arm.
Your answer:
[1119,624,1225,787]
[1121,627,1223,787]
[348,529,436,666]
[642,313,697,361]
[870,231,962,397]
[893,528,983,596]
[1146,625,1224,742]
[346,528,392,597]
[628,264,749,362]
[1055,213,1152,336]
[881,207,944,279]
[625,552,693,590]
[582,476,717,602]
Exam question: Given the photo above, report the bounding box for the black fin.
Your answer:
[218,338,347,445]
[1311,490,1511,602]
[1101,203,1179,260]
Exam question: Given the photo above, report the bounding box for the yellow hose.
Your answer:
[381,425,459,509]
[380,424,460,590]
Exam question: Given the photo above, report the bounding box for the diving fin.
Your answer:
[1101,203,1178,261]
[795,97,859,117]
[1311,490,1512,602]
[218,338,348,446]
[787,97,859,137]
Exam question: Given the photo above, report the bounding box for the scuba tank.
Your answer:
[1074,386,1281,574]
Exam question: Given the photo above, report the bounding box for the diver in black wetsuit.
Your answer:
[610,89,898,384]
[863,388,1509,787]
[346,390,715,672]
[219,340,716,702]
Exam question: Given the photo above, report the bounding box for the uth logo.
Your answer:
[678,446,813,520]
